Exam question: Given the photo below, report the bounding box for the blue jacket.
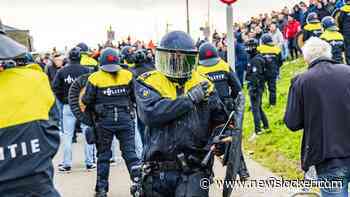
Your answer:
[235,42,248,72]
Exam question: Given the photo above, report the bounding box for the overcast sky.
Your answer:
[1,0,301,51]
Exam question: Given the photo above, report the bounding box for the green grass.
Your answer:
[242,58,308,179]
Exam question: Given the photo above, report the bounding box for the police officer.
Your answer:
[246,38,270,141]
[129,49,155,145]
[0,25,60,196]
[77,42,99,68]
[53,47,95,172]
[129,49,155,77]
[135,31,228,197]
[321,16,345,63]
[337,0,350,64]
[121,46,136,68]
[257,34,282,106]
[196,42,250,180]
[81,48,141,197]
[303,12,323,42]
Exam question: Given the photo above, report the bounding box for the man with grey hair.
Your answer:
[284,37,350,197]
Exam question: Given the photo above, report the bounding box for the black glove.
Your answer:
[187,81,209,104]
[130,165,144,197]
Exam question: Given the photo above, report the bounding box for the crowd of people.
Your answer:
[1,0,350,197]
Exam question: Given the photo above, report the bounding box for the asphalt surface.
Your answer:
[53,134,302,197]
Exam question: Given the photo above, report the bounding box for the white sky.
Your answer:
[1,0,301,51]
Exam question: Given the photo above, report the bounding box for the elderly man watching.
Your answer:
[284,37,350,197]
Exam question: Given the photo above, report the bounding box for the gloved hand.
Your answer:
[187,81,209,104]
[130,165,144,197]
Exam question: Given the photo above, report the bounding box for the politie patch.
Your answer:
[139,88,150,98]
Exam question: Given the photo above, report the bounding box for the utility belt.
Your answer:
[95,103,132,121]
[143,153,209,176]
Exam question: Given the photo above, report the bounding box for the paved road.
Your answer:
[54,134,299,197]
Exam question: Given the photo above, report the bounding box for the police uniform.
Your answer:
[320,30,345,63]
[257,43,282,106]
[0,27,60,196]
[246,52,270,134]
[82,48,140,196]
[129,50,155,146]
[338,3,350,64]
[196,42,249,179]
[136,31,227,197]
[0,66,60,196]
[303,22,323,41]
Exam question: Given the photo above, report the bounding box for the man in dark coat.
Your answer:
[284,37,350,197]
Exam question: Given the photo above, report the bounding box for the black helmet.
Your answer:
[321,16,338,31]
[99,47,122,73]
[77,42,89,52]
[156,31,198,79]
[198,42,220,66]
[306,12,320,24]
[68,47,81,62]
[260,33,274,45]
[246,38,259,54]
[121,46,135,64]
[134,49,147,64]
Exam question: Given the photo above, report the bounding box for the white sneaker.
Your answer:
[248,133,258,142]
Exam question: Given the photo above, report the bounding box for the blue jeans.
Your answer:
[62,104,95,167]
[56,99,63,133]
[318,167,350,197]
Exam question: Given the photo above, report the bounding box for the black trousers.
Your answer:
[0,173,60,197]
[266,77,277,106]
[143,170,210,197]
[95,112,139,192]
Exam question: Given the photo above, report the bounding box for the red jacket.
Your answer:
[283,20,301,39]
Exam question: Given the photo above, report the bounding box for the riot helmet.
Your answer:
[156,31,198,79]
[198,42,220,66]
[99,47,122,73]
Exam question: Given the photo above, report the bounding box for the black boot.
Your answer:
[95,190,107,197]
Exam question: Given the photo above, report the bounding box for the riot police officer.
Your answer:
[82,48,141,197]
[196,42,250,180]
[320,16,345,63]
[303,12,323,42]
[121,46,136,68]
[257,34,282,106]
[0,24,60,196]
[246,38,270,141]
[135,31,228,197]
[53,47,95,172]
[129,49,155,77]
[337,0,350,64]
[129,49,155,145]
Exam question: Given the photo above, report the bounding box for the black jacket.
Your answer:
[197,59,242,111]
[45,65,61,86]
[338,4,350,38]
[246,54,266,92]
[284,58,350,171]
[52,62,91,104]
[135,70,227,162]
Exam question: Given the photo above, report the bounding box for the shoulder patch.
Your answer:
[138,70,157,81]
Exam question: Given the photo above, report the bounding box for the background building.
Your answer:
[0,19,34,51]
